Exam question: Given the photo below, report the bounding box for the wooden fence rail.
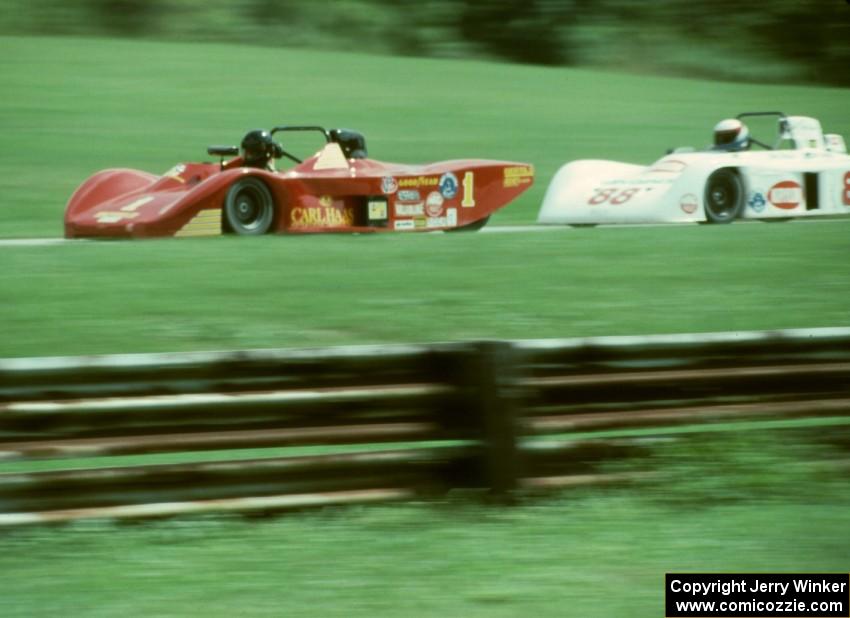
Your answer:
[0,328,848,524]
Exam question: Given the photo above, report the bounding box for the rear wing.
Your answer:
[780,116,826,150]
[825,133,847,154]
[736,112,839,152]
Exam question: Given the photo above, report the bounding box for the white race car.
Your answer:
[538,112,850,225]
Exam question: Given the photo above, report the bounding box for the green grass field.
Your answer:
[2,36,849,617]
[1,433,848,618]
[3,221,850,358]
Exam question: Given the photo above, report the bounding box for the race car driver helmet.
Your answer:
[329,129,368,159]
[713,118,750,151]
[240,129,277,167]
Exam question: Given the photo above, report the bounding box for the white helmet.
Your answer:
[713,118,750,151]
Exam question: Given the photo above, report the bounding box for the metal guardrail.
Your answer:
[1,328,849,525]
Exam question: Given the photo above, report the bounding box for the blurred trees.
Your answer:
[1,0,848,86]
[457,0,573,65]
[753,0,850,85]
[90,0,162,35]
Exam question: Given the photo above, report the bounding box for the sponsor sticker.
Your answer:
[398,176,439,189]
[291,207,354,228]
[427,217,448,228]
[394,220,415,230]
[425,191,444,217]
[447,208,457,227]
[768,180,803,210]
[679,193,698,214]
[503,165,534,188]
[439,172,458,199]
[397,189,421,202]
[747,191,767,212]
[368,199,388,220]
[395,202,424,217]
[381,176,398,195]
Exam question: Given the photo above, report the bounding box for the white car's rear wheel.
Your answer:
[704,169,744,224]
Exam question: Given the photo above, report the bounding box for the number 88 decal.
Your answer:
[588,187,640,205]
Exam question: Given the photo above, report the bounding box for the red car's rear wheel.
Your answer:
[224,177,275,235]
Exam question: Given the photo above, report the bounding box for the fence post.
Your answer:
[463,341,522,501]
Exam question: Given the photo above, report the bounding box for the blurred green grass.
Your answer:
[0,431,847,618]
[1,36,848,237]
[3,221,850,357]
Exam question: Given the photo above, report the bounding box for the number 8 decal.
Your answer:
[843,171,850,206]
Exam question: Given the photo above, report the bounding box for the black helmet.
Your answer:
[329,129,368,159]
[241,129,276,166]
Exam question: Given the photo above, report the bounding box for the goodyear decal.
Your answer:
[503,165,534,188]
[175,209,222,237]
[291,207,354,228]
[398,176,439,189]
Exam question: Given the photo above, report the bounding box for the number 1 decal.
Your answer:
[462,172,475,207]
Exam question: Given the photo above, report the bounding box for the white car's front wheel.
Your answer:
[703,169,744,224]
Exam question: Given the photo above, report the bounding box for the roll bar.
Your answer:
[270,126,331,141]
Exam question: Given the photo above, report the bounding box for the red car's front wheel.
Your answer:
[224,177,275,235]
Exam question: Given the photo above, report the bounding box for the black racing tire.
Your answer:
[224,177,275,235]
[703,169,744,224]
[446,216,490,232]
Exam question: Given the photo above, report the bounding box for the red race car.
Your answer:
[65,126,534,238]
